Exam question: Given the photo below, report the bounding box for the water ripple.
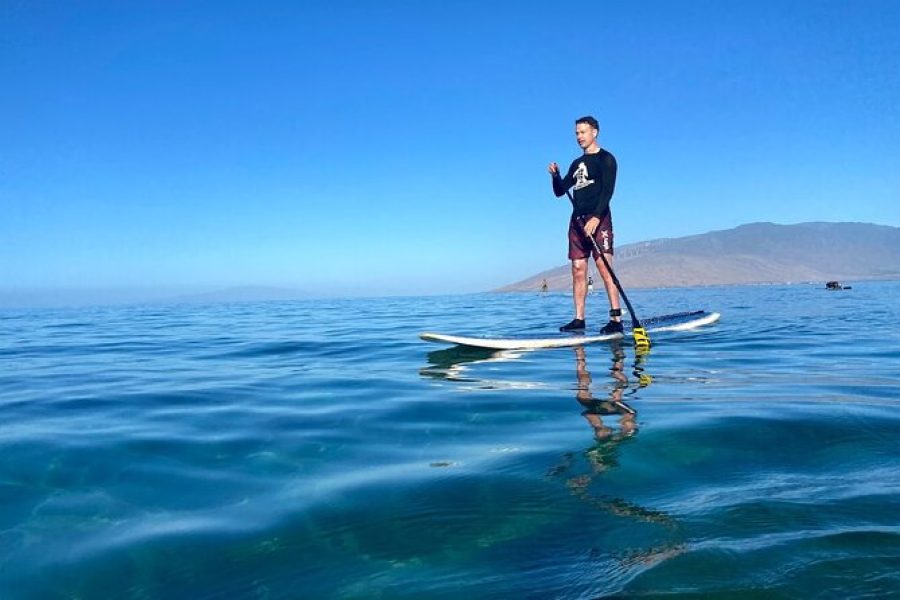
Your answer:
[1,285,899,598]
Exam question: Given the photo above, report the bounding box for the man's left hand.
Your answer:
[583,216,600,237]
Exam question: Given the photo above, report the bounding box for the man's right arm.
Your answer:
[550,162,574,197]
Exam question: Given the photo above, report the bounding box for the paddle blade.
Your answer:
[632,327,651,354]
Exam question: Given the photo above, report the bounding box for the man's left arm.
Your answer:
[584,153,618,236]
[591,153,617,220]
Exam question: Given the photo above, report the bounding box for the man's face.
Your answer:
[575,123,597,149]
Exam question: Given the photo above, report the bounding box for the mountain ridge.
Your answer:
[498,221,900,291]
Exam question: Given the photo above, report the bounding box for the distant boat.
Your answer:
[825,281,852,290]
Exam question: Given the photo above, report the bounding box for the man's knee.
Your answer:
[571,259,588,275]
[595,254,614,274]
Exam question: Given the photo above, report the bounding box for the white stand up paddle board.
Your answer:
[420,310,720,350]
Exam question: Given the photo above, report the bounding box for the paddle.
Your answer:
[565,191,651,353]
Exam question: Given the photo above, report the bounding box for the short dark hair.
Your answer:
[575,115,599,131]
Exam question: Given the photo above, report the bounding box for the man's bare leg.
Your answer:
[594,252,621,321]
[571,258,588,319]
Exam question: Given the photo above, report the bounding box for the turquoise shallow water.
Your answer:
[2,282,900,599]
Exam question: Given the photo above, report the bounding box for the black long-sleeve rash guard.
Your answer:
[552,149,617,219]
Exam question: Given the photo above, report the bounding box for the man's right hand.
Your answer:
[548,162,559,176]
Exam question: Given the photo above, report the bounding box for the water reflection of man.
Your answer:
[555,344,676,528]
[574,343,636,443]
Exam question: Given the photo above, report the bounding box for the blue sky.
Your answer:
[2,1,899,300]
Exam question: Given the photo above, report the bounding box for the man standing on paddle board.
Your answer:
[548,115,622,334]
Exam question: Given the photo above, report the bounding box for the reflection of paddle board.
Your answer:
[420,310,720,350]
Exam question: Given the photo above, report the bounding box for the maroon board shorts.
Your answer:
[568,212,613,260]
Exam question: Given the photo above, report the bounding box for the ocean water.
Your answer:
[2,282,899,599]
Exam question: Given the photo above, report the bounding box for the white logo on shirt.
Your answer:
[573,162,595,190]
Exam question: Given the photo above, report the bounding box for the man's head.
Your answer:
[575,116,600,150]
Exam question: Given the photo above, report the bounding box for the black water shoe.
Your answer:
[559,318,586,332]
[599,320,624,335]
